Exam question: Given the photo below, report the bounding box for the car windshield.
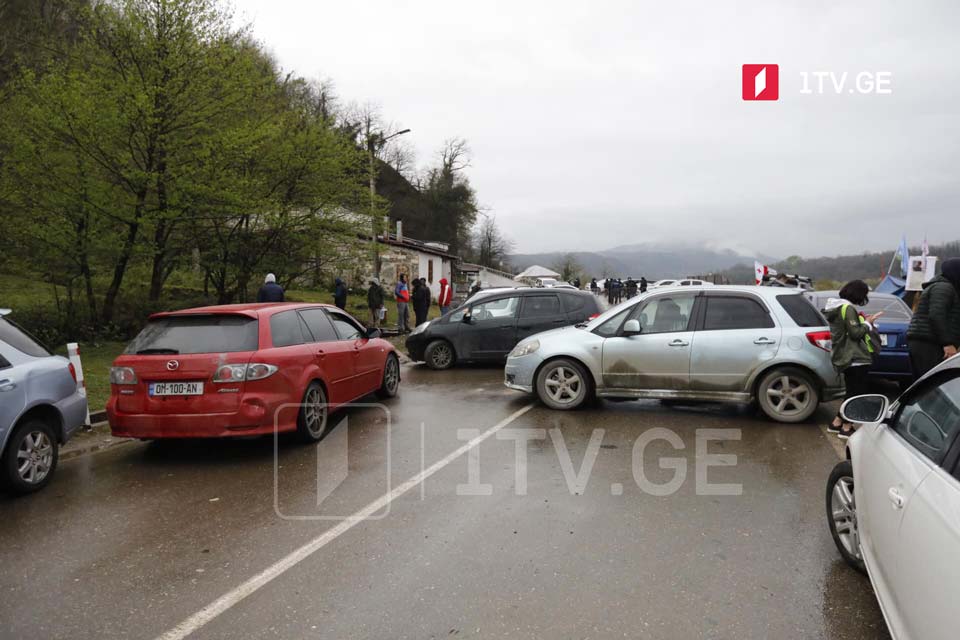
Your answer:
[861,296,912,321]
[124,315,259,355]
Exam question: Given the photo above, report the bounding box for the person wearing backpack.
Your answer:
[823,280,883,439]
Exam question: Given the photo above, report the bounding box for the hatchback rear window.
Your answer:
[777,294,826,327]
[0,317,51,357]
[124,315,259,355]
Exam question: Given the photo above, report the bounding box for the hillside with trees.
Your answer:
[0,0,499,343]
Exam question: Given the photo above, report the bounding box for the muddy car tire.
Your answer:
[826,460,866,574]
[376,353,401,398]
[425,340,456,370]
[756,367,818,423]
[536,358,591,410]
[1,419,59,494]
[296,382,328,443]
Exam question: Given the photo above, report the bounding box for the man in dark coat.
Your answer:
[257,273,285,302]
[907,257,960,378]
[367,278,385,328]
[334,277,348,310]
[625,277,638,299]
[413,278,431,326]
[639,277,648,294]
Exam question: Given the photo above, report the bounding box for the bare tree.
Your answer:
[473,214,513,268]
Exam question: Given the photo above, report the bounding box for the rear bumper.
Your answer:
[870,350,912,380]
[56,391,89,442]
[106,396,298,438]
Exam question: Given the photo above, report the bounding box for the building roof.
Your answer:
[514,265,561,280]
[378,232,460,260]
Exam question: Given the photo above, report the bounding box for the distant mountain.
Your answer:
[509,243,778,280]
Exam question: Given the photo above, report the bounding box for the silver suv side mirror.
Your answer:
[840,394,889,425]
[622,318,642,336]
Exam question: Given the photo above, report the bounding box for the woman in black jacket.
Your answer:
[412,278,431,326]
[907,257,960,379]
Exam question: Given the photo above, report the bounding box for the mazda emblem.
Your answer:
[166,360,180,371]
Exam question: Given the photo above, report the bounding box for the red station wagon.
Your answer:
[106,303,400,442]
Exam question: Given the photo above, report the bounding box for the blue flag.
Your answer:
[898,235,909,276]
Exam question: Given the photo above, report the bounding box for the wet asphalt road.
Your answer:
[0,364,889,639]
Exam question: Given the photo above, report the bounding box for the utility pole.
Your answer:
[368,128,411,280]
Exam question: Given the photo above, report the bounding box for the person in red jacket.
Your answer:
[438,277,453,315]
[394,274,410,333]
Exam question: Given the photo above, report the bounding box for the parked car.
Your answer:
[504,286,844,422]
[0,309,87,493]
[826,355,960,640]
[406,287,602,370]
[106,303,399,442]
[648,279,677,289]
[806,290,913,388]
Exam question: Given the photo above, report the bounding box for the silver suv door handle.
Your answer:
[753,338,776,345]
[668,339,689,347]
[0,380,15,392]
[888,487,904,509]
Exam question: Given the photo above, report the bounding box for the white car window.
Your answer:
[630,294,696,334]
[470,296,520,322]
[892,373,960,463]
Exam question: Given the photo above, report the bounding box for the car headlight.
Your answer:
[410,320,430,336]
[509,339,540,358]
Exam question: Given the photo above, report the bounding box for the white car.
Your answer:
[827,355,960,640]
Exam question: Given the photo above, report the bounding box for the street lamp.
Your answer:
[369,128,411,280]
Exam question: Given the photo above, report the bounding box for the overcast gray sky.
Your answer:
[231,0,959,258]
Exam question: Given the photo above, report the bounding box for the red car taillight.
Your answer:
[806,330,832,352]
[588,313,600,320]
[213,363,278,383]
[109,366,138,384]
[68,362,77,383]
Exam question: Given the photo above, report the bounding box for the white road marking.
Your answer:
[156,402,536,640]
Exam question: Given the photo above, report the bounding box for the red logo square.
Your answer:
[742,64,779,101]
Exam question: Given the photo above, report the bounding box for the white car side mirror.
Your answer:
[840,394,889,425]
[622,318,642,335]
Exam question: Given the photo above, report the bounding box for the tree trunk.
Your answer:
[101,189,146,324]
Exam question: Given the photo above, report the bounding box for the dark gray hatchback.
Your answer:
[406,288,602,369]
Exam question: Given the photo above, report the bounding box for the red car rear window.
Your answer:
[124,315,259,355]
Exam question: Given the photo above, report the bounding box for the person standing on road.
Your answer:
[606,278,615,305]
[333,277,348,310]
[640,277,648,294]
[438,277,453,315]
[412,278,431,326]
[367,278,385,328]
[470,280,482,297]
[590,278,599,295]
[824,280,882,440]
[625,277,638,299]
[573,277,581,289]
[907,257,960,379]
[395,274,410,333]
[613,278,623,303]
[257,273,285,302]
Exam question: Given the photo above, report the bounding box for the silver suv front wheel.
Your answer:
[536,359,591,410]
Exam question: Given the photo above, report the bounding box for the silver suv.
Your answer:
[504,286,843,422]
[0,310,87,493]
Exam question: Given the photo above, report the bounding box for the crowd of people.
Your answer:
[589,276,648,304]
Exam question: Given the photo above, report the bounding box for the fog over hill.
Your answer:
[509,243,779,279]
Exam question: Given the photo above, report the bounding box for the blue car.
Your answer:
[805,291,913,389]
[0,310,88,494]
